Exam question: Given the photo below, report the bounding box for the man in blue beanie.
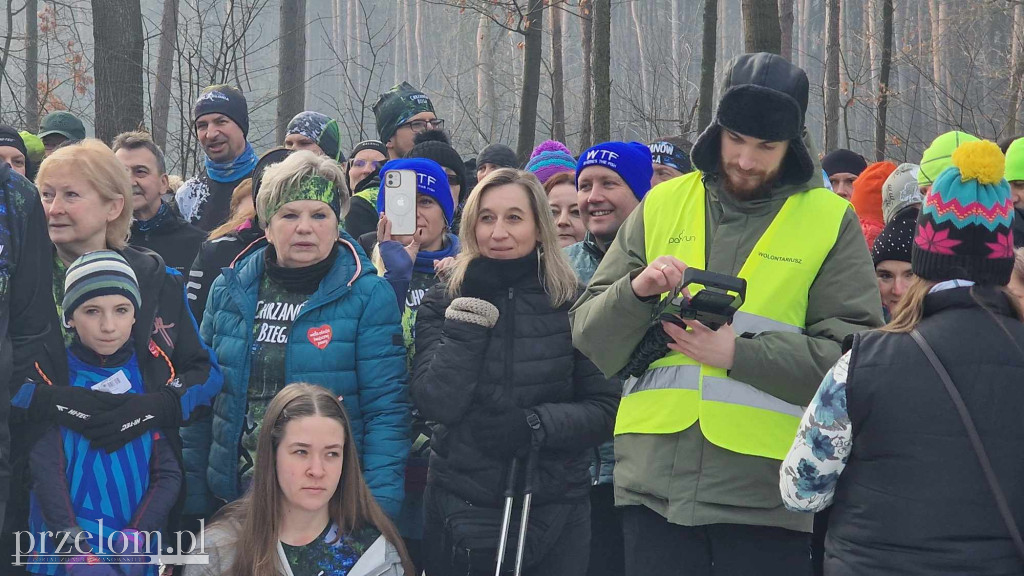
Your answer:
[572,53,882,576]
[569,140,652,280]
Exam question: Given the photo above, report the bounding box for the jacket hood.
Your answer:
[691,52,815,187]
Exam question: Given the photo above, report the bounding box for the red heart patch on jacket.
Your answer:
[307,325,332,350]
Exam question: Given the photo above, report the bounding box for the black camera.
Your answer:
[619,268,746,378]
[654,268,746,331]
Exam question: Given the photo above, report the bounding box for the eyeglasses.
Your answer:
[397,118,445,133]
[350,159,384,171]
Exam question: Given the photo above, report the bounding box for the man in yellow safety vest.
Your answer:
[570,53,884,575]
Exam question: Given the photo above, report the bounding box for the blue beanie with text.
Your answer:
[576,141,653,199]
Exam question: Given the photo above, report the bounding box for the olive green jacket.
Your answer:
[570,162,883,532]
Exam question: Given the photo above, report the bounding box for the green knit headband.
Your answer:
[265,175,342,225]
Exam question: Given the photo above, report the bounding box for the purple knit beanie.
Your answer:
[525,140,576,184]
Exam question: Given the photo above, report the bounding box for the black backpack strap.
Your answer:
[910,329,1024,563]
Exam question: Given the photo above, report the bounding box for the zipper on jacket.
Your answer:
[503,287,515,398]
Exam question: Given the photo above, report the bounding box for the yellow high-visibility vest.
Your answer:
[615,171,849,460]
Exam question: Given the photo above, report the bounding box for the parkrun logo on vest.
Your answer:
[758,251,803,265]
[668,232,696,244]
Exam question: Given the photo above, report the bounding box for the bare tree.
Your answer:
[698,0,718,130]
[476,13,497,145]
[592,0,610,142]
[874,0,892,160]
[276,0,307,143]
[741,0,781,54]
[580,3,593,151]
[823,0,840,151]
[630,0,649,116]
[24,0,39,131]
[92,0,144,143]
[778,0,793,60]
[151,0,180,148]
[515,0,544,161]
[1005,1,1024,137]
[551,1,566,143]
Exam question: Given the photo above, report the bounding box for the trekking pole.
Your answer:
[513,448,540,576]
[494,456,520,576]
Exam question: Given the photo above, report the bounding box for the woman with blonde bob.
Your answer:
[188,383,412,576]
[781,141,1024,575]
[412,168,618,575]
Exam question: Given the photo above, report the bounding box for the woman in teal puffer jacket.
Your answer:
[182,151,410,520]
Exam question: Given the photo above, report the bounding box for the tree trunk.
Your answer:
[151,0,179,149]
[874,0,892,161]
[797,0,809,69]
[672,0,684,132]
[630,0,649,131]
[741,0,781,54]
[778,0,793,61]
[551,2,566,143]
[592,0,611,143]
[697,0,718,131]
[276,0,307,143]
[403,0,414,83]
[823,0,840,152]
[928,0,944,127]
[415,0,424,86]
[580,6,594,151]
[92,0,145,143]
[24,0,39,131]
[1006,2,1024,136]
[515,0,544,162]
[476,13,496,145]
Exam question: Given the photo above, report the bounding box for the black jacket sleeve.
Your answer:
[186,244,213,323]
[345,196,381,241]
[410,288,492,425]
[531,348,619,451]
[163,272,223,425]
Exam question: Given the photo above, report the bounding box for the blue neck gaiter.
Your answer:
[414,233,460,274]
[206,142,258,183]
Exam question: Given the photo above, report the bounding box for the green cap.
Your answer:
[39,111,86,141]
[918,131,979,187]
[1005,138,1024,183]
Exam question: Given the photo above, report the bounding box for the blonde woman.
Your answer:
[29,138,219,451]
[187,383,412,575]
[411,168,618,575]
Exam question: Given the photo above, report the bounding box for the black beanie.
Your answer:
[349,140,388,160]
[822,149,868,177]
[409,130,466,197]
[872,210,917,266]
[0,125,28,159]
[477,143,518,169]
[194,85,249,137]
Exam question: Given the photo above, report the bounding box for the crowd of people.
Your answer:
[0,50,1021,576]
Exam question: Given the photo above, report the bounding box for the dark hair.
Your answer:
[413,129,450,145]
[111,131,167,174]
[543,171,575,195]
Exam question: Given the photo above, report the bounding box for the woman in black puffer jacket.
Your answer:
[412,168,618,576]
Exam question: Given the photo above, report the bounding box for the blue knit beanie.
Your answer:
[378,158,454,226]
[576,141,653,199]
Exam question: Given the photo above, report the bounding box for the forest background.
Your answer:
[0,0,1021,176]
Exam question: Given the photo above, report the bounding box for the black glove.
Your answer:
[465,406,534,457]
[30,384,131,432]
[81,388,181,452]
